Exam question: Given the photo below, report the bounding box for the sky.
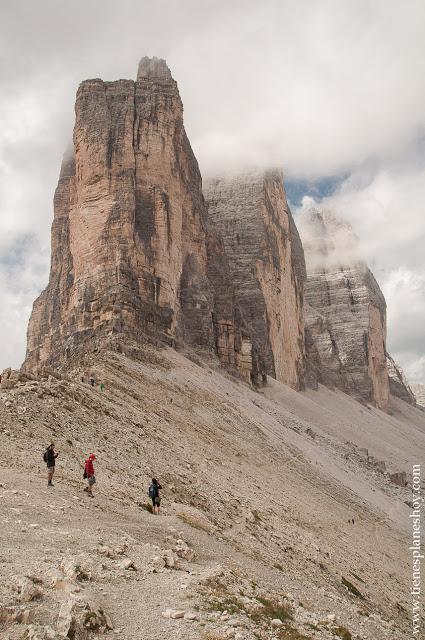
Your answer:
[0,0,424,383]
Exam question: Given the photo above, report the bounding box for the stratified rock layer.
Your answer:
[25,58,266,385]
[204,171,306,390]
[386,355,416,405]
[299,210,390,409]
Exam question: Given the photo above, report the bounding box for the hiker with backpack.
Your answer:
[43,443,58,486]
[148,478,162,514]
[83,453,96,497]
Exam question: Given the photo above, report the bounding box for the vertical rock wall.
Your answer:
[204,170,306,390]
[26,58,215,369]
[24,58,267,386]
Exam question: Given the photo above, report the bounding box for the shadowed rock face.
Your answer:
[299,210,391,409]
[204,171,306,390]
[25,58,267,384]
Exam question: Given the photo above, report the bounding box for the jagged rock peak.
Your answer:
[24,60,267,388]
[137,56,173,81]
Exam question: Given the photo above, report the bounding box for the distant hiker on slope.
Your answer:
[83,453,96,497]
[149,478,162,514]
[44,443,58,486]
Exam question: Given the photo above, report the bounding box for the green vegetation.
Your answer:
[250,596,293,623]
[342,576,364,598]
[332,625,352,640]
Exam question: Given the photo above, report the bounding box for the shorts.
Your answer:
[88,475,96,486]
[152,496,160,507]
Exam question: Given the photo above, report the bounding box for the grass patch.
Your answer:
[177,511,211,533]
[349,571,365,584]
[250,596,293,623]
[332,625,352,640]
[201,576,243,615]
[341,577,364,599]
[139,502,153,513]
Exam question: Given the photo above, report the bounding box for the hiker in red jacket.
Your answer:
[83,453,96,497]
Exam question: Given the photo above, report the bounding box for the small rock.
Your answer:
[162,549,177,569]
[184,612,199,621]
[97,545,116,559]
[162,608,185,619]
[21,624,56,640]
[18,577,43,603]
[120,558,136,571]
[271,618,283,627]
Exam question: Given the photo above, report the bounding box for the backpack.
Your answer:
[43,450,48,463]
[148,484,157,499]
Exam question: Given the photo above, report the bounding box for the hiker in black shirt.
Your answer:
[44,443,59,486]
[149,478,162,515]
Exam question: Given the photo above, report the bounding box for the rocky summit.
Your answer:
[2,56,424,640]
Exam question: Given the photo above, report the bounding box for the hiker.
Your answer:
[83,453,96,497]
[99,382,105,392]
[44,443,59,486]
[89,377,95,387]
[149,478,162,514]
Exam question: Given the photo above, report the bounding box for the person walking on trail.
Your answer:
[149,478,162,514]
[83,453,96,497]
[44,443,58,486]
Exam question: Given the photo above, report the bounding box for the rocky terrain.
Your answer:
[1,341,425,640]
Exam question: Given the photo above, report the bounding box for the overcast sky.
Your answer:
[1,0,424,383]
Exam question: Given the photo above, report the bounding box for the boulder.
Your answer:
[57,597,112,639]
[389,472,407,487]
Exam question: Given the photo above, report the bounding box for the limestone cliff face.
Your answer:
[25,58,266,385]
[26,58,215,369]
[204,171,306,390]
[386,355,416,405]
[298,210,390,408]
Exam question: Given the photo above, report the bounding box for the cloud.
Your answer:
[293,157,425,382]
[0,0,424,380]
